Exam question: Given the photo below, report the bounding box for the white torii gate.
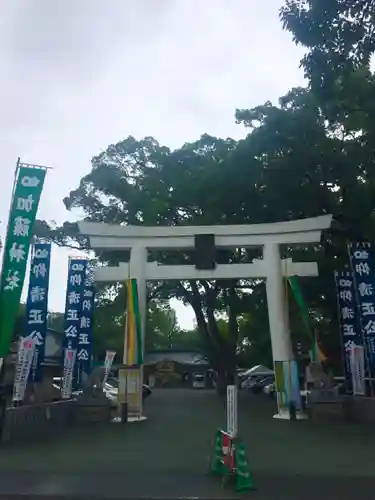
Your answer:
[78,214,332,419]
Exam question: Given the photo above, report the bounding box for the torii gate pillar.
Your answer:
[264,243,293,362]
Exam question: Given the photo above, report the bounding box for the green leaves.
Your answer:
[280,1,375,96]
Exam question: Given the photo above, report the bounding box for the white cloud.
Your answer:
[0,0,305,330]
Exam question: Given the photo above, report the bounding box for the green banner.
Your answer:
[288,275,320,361]
[0,165,46,357]
[287,275,312,335]
[131,279,144,365]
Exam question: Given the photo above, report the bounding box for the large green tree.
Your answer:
[34,2,375,382]
[280,0,375,363]
[35,136,261,384]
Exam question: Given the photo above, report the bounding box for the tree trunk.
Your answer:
[216,368,227,396]
[183,280,239,396]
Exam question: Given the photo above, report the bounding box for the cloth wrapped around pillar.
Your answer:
[119,278,144,420]
[124,278,143,366]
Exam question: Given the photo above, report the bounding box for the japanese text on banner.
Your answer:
[350,346,366,396]
[25,242,51,382]
[103,350,116,385]
[13,337,36,403]
[349,243,375,370]
[62,259,87,354]
[334,271,363,378]
[61,348,77,399]
[76,270,95,378]
[0,166,46,357]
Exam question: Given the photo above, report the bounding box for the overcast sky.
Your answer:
[0,0,305,329]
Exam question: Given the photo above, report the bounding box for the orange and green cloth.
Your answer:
[125,278,144,366]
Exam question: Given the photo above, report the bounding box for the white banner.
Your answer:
[103,350,116,385]
[350,345,365,396]
[61,348,77,399]
[12,337,36,403]
[226,384,238,437]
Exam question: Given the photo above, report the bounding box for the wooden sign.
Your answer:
[118,365,142,418]
[155,360,175,373]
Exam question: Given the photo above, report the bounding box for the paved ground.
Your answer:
[0,389,375,498]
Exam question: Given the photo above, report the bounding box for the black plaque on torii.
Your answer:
[194,234,216,270]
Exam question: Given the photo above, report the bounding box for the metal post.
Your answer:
[120,402,128,423]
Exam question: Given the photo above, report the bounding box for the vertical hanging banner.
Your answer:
[0,165,47,357]
[288,276,311,334]
[122,278,144,418]
[226,385,238,437]
[62,259,87,351]
[61,348,77,399]
[348,243,375,373]
[76,269,95,381]
[334,271,363,383]
[61,258,87,398]
[124,278,144,366]
[12,337,36,403]
[103,350,116,386]
[288,276,326,363]
[283,360,302,411]
[25,242,51,382]
[274,361,286,409]
[350,346,365,396]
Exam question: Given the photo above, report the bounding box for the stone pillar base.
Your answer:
[111,415,147,424]
[273,409,308,420]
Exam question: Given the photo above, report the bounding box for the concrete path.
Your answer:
[0,389,374,498]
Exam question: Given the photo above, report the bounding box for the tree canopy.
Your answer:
[33,0,375,378]
[280,0,375,93]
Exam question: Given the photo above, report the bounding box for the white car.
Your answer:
[241,375,264,390]
[52,377,83,398]
[263,383,276,397]
[192,374,206,389]
[104,379,152,406]
[103,382,118,406]
[52,377,116,403]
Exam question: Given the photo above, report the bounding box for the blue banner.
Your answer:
[76,269,95,381]
[62,259,87,360]
[25,242,51,382]
[348,242,375,372]
[334,270,363,382]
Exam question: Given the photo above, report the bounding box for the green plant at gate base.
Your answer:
[210,429,226,476]
[235,439,255,492]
